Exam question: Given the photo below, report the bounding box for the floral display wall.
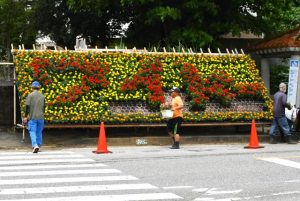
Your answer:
[13,50,273,124]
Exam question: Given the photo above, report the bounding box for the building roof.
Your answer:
[251,25,300,53]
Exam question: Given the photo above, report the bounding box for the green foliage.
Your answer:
[0,0,36,60]
[270,65,289,95]
[33,0,130,48]
[121,0,298,49]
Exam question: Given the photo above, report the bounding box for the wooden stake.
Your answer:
[33,44,36,50]
[181,47,185,53]
[154,47,157,53]
[163,47,166,53]
[208,48,211,54]
[217,48,221,54]
[241,49,245,54]
[200,48,203,54]
[22,44,25,50]
[65,46,67,51]
[11,44,14,50]
[234,48,238,54]
[105,46,108,53]
[54,46,57,51]
[95,46,98,50]
[18,45,21,50]
[172,47,176,53]
[226,48,230,54]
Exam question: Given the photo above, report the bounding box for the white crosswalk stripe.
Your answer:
[0,176,139,185]
[0,163,107,170]
[0,158,94,165]
[0,151,182,200]
[0,193,182,201]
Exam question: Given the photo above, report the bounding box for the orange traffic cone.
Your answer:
[244,119,264,149]
[93,122,112,154]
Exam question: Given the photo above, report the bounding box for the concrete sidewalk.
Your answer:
[0,125,272,150]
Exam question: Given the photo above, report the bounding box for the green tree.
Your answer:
[0,0,36,61]
[270,65,289,95]
[121,0,298,49]
[33,0,129,48]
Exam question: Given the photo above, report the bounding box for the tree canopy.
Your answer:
[0,0,299,58]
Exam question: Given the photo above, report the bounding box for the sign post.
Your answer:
[287,60,299,106]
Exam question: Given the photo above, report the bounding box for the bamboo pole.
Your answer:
[181,47,185,54]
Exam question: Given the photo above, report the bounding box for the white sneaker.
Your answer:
[32,146,39,153]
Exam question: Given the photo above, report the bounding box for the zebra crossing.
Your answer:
[0,151,182,201]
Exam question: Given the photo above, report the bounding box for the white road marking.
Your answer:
[285,179,300,183]
[0,175,138,185]
[258,157,300,169]
[0,158,94,165]
[0,163,106,170]
[0,169,121,177]
[0,183,157,195]
[163,186,194,189]
[0,193,183,201]
[205,189,242,195]
[0,151,74,155]
[0,154,85,160]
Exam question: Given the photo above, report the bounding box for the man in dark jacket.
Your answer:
[269,83,297,144]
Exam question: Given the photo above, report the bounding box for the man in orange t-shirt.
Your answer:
[167,87,184,149]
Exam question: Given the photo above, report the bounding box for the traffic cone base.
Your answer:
[93,150,112,154]
[93,122,112,154]
[244,119,264,149]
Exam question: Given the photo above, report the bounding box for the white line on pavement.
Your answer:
[0,163,106,170]
[0,193,183,201]
[0,183,157,195]
[163,186,194,189]
[0,175,139,185]
[0,151,74,155]
[0,158,94,165]
[258,157,300,169]
[0,154,85,160]
[0,169,121,177]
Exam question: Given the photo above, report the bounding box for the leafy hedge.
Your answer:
[14,50,273,124]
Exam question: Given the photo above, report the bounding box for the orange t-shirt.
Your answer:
[171,96,183,118]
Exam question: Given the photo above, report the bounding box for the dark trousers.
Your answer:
[167,117,183,134]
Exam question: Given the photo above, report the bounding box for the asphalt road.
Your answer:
[1,144,300,201]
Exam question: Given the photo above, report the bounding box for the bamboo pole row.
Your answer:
[11,44,245,56]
